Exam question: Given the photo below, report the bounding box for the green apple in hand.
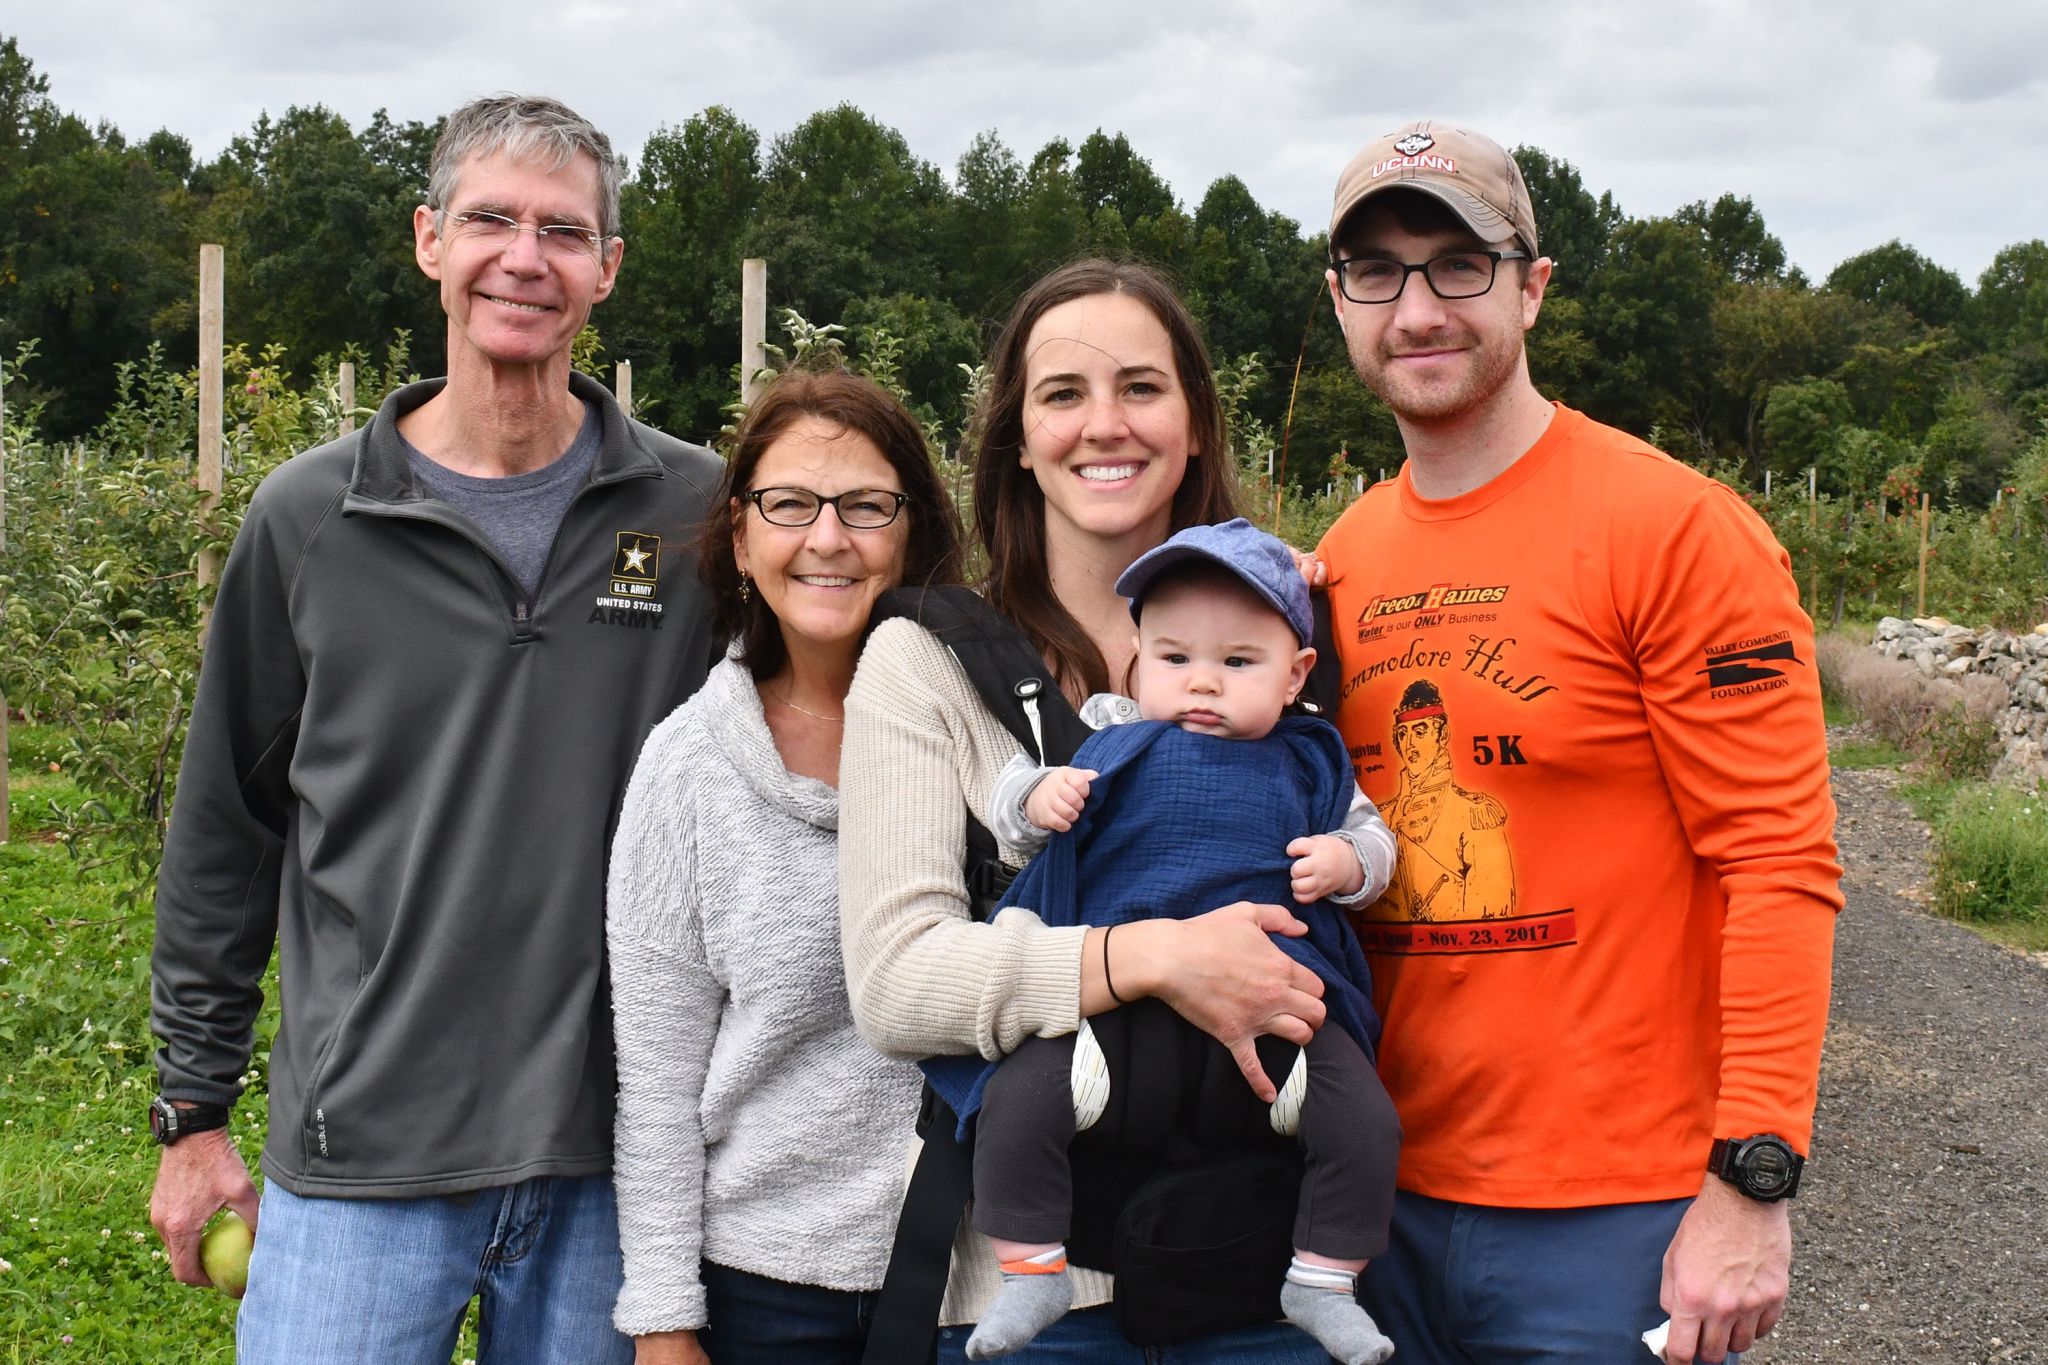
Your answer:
[200,1211,254,1298]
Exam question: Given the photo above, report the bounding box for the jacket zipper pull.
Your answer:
[1013,678,1046,763]
[515,600,530,629]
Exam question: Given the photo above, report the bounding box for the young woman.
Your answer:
[607,368,964,1365]
[839,260,1333,1362]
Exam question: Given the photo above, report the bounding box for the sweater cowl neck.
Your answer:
[699,656,839,832]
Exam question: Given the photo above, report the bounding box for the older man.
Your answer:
[147,95,720,1363]
[1313,122,1842,1365]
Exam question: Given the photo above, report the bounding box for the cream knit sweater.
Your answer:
[608,658,924,1336]
[839,617,1115,1325]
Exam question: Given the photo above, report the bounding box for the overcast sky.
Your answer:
[14,2,2047,286]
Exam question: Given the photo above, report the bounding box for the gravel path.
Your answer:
[1749,759,2047,1364]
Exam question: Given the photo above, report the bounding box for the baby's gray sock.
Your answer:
[1281,1263,1394,1365]
[965,1255,1072,1361]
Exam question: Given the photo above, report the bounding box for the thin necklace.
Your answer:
[770,689,844,724]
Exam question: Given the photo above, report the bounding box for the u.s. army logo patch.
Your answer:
[590,531,666,630]
[611,532,660,596]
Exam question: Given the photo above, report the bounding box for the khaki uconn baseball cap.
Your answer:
[1330,120,1539,257]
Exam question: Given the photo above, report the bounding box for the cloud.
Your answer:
[1923,9,2048,102]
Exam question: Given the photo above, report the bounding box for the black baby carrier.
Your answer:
[858,587,1307,1363]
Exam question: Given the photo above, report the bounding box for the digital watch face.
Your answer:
[149,1097,186,1144]
[1742,1138,1797,1197]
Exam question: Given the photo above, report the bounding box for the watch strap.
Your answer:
[151,1097,232,1145]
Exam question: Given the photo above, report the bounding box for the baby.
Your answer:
[962,518,1400,1364]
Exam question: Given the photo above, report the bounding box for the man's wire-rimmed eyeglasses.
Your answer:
[1331,250,1530,304]
[745,487,910,529]
[445,210,611,261]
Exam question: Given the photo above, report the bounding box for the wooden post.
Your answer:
[1,355,9,843]
[197,244,224,636]
[1916,492,1931,617]
[741,258,767,407]
[1807,466,1818,619]
[338,361,357,436]
[1834,500,1852,629]
[1764,469,1772,497]
[614,359,633,418]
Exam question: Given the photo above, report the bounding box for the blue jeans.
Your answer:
[697,1261,879,1364]
[236,1175,633,1365]
[1358,1191,1741,1364]
[937,1304,1328,1363]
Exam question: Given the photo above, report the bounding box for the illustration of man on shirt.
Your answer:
[1374,679,1516,922]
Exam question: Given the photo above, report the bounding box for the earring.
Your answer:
[739,570,753,604]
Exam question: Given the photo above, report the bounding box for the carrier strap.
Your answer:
[1303,586,1343,719]
[859,587,1086,1365]
[869,585,1090,767]
[861,1093,975,1365]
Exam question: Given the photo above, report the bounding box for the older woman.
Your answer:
[607,368,964,1364]
[839,260,1333,1362]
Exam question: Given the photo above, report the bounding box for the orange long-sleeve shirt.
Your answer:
[1317,404,1842,1207]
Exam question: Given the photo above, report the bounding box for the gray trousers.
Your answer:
[972,1025,1401,1260]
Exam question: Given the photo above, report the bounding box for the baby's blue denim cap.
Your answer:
[1114,518,1312,646]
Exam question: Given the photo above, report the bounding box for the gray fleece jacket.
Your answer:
[150,372,722,1197]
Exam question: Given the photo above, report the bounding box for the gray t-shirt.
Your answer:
[402,399,601,595]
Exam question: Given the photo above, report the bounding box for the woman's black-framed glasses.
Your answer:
[1332,249,1530,305]
[745,487,909,529]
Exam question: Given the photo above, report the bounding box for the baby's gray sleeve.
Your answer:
[1328,784,1396,907]
[988,752,1053,854]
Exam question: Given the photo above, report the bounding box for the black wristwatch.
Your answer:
[1707,1134,1804,1201]
[149,1096,232,1146]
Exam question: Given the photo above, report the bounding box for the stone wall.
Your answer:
[1872,616,2047,776]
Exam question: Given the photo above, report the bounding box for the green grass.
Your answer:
[1897,775,1960,825]
[1927,780,2048,931]
[1969,917,2048,953]
[3,730,244,1362]
[1896,776,2048,953]
[1,730,487,1363]
[1829,736,1908,770]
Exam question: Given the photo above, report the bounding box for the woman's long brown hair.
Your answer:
[969,259,1240,699]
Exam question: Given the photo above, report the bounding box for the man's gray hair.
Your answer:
[426,94,624,238]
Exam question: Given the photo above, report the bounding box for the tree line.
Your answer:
[4,32,2045,505]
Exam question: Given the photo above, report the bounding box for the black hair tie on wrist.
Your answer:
[1103,923,1129,1005]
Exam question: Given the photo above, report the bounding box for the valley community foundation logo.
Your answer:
[1696,631,1802,698]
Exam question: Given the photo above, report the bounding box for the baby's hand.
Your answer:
[1025,767,1097,832]
[1288,545,1328,589]
[1287,834,1365,903]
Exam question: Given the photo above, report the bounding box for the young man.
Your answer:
[1313,121,1842,1365]
[147,95,721,1363]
